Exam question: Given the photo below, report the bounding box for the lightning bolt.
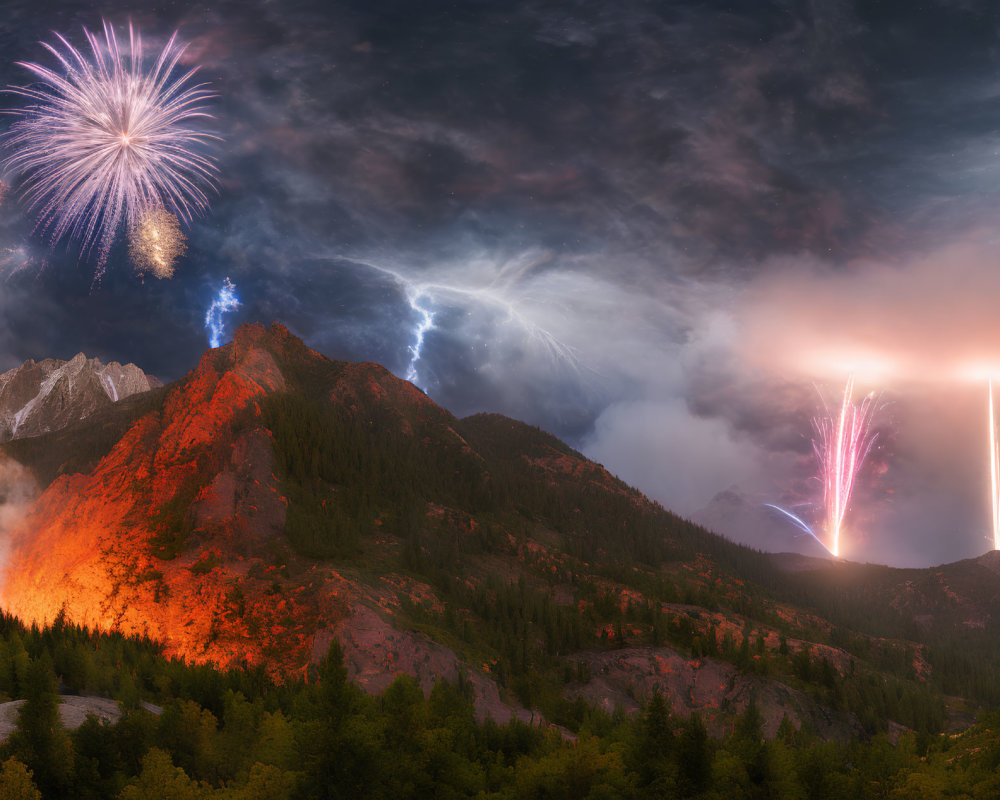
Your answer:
[205,277,240,348]
[335,256,587,389]
[405,290,435,388]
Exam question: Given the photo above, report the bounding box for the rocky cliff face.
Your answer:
[0,353,160,441]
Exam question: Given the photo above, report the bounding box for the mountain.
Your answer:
[0,352,160,442]
[0,322,994,740]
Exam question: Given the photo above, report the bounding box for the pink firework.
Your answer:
[812,376,879,557]
[3,21,217,274]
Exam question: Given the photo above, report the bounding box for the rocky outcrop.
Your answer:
[317,605,534,725]
[0,353,159,441]
[567,646,863,740]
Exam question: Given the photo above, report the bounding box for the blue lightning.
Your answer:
[205,277,240,348]
[404,290,435,388]
[762,503,834,556]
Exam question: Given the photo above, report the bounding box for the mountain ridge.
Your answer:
[0,321,993,739]
[0,351,160,442]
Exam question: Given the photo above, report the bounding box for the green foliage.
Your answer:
[0,617,995,799]
[0,757,41,800]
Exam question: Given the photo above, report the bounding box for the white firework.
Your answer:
[3,21,218,274]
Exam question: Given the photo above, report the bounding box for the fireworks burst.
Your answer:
[2,21,217,275]
[128,206,186,279]
[205,277,239,348]
[812,376,879,557]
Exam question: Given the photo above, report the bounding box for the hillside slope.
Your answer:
[0,322,991,738]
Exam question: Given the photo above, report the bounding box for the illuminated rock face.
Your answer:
[0,353,159,441]
[0,322,489,681]
[0,322,624,719]
[1,323,339,675]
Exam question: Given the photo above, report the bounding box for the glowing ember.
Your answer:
[128,206,187,279]
[812,376,879,557]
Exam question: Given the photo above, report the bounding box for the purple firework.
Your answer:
[3,21,218,274]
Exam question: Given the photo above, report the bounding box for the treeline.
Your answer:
[0,614,996,799]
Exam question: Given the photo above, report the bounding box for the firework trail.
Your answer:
[205,277,239,348]
[988,381,1000,550]
[762,503,834,556]
[812,376,879,557]
[2,21,217,275]
[404,290,435,389]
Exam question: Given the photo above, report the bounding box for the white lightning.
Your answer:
[336,255,588,390]
[404,290,435,388]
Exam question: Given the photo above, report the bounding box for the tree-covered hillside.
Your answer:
[0,614,995,799]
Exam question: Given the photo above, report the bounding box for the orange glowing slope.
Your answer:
[0,322,519,677]
[0,323,348,674]
[0,321,650,687]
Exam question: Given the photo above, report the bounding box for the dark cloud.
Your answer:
[0,0,998,564]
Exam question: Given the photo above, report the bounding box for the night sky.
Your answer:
[2,0,1000,567]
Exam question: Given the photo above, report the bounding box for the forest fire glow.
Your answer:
[813,376,879,557]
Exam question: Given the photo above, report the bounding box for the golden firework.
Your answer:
[128,206,187,279]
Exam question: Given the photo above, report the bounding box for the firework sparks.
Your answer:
[812,376,879,557]
[205,277,239,348]
[128,206,186,279]
[2,21,218,274]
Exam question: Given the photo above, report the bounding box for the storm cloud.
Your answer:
[2,0,1000,564]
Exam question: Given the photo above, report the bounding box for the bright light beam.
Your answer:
[812,375,879,557]
[989,380,1000,550]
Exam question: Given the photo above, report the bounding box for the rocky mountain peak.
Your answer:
[0,352,160,442]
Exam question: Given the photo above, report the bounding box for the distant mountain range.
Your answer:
[0,353,159,442]
[0,322,997,741]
